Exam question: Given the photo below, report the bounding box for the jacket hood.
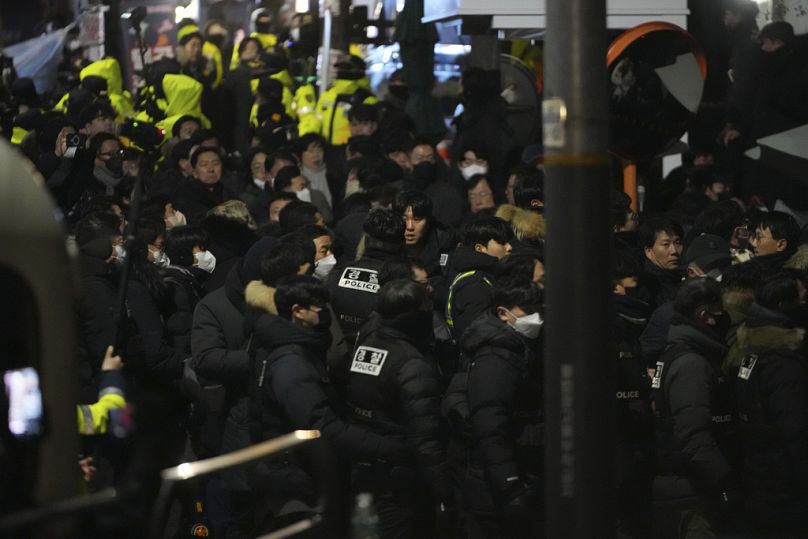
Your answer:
[460,313,525,357]
[81,58,123,95]
[332,79,364,94]
[272,69,294,89]
[785,244,808,271]
[245,280,277,315]
[450,245,499,273]
[496,204,546,241]
[668,313,728,357]
[250,309,331,353]
[737,302,805,354]
[162,74,204,118]
[78,253,117,280]
[224,263,247,313]
[613,293,650,324]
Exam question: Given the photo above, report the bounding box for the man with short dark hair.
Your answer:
[446,215,513,341]
[461,279,544,538]
[347,279,453,537]
[651,278,743,539]
[393,190,456,277]
[638,217,684,309]
[172,145,241,224]
[749,210,800,270]
[79,101,116,136]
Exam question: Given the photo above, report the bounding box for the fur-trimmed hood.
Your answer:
[785,244,808,271]
[737,323,805,353]
[496,204,546,241]
[245,280,277,315]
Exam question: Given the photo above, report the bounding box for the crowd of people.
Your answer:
[2,0,808,537]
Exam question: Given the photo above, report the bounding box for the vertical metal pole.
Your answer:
[320,7,333,93]
[543,0,614,536]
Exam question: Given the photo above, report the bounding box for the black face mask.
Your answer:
[255,20,272,34]
[105,155,123,176]
[207,34,226,49]
[411,162,436,183]
[388,85,409,101]
[710,311,732,339]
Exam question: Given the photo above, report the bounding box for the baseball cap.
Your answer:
[683,234,731,268]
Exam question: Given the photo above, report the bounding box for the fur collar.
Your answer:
[495,204,546,240]
[785,244,808,271]
[245,280,277,315]
[736,323,805,353]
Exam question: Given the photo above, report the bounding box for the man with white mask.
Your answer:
[457,146,489,181]
[273,165,332,224]
[301,224,337,282]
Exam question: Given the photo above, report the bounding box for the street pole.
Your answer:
[543,0,614,536]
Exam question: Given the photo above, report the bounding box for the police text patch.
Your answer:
[350,346,388,376]
[338,267,380,293]
[651,361,664,390]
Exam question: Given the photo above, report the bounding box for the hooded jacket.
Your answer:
[653,315,739,498]
[462,314,543,498]
[346,313,449,500]
[735,303,808,530]
[246,290,400,465]
[495,204,545,253]
[445,245,498,341]
[54,58,134,120]
[314,78,379,145]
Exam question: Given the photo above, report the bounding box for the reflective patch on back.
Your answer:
[738,354,758,381]
[440,253,449,267]
[350,346,388,376]
[338,267,380,293]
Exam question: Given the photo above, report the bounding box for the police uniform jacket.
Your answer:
[445,245,498,342]
[346,312,450,500]
[328,243,401,345]
[653,315,739,499]
[735,303,808,530]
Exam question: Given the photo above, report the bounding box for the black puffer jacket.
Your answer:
[76,254,119,402]
[735,304,808,533]
[162,265,206,359]
[346,312,449,500]
[171,176,241,225]
[640,260,681,310]
[654,315,739,499]
[462,314,543,497]
[408,225,457,278]
[191,265,250,458]
[445,245,498,341]
[248,307,401,464]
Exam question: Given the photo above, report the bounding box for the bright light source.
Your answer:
[396,0,405,13]
[175,0,200,23]
[366,26,379,39]
[296,0,309,13]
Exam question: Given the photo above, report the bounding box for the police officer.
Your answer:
[328,208,405,345]
[735,272,808,537]
[461,278,544,538]
[345,279,453,538]
[652,278,744,539]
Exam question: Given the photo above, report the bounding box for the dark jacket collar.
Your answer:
[668,313,728,358]
[450,245,499,273]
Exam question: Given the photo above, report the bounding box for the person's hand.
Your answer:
[78,455,96,482]
[101,345,123,371]
[55,127,71,157]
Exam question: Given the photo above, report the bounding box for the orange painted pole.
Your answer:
[623,161,638,213]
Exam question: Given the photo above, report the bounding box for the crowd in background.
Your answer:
[1,0,808,537]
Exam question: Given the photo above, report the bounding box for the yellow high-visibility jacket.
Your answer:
[314,77,378,145]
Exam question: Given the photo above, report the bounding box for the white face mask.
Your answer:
[345,178,361,195]
[290,27,300,41]
[194,250,217,273]
[505,308,543,339]
[151,249,171,269]
[314,254,337,281]
[166,210,187,230]
[296,187,312,203]
[461,164,488,180]
[113,244,127,264]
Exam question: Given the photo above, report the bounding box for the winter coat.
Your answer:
[407,225,457,278]
[201,214,258,294]
[191,266,250,458]
[641,260,681,310]
[735,304,808,533]
[462,314,543,503]
[445,245,498,341]
[162,265,206,359]
[425,178,467,230]
[345,312,449,500]
[653,316,739,501]
[76,254,119,402]
[171,175,242,226]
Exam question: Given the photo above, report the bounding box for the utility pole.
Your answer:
[543,0,614,536]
